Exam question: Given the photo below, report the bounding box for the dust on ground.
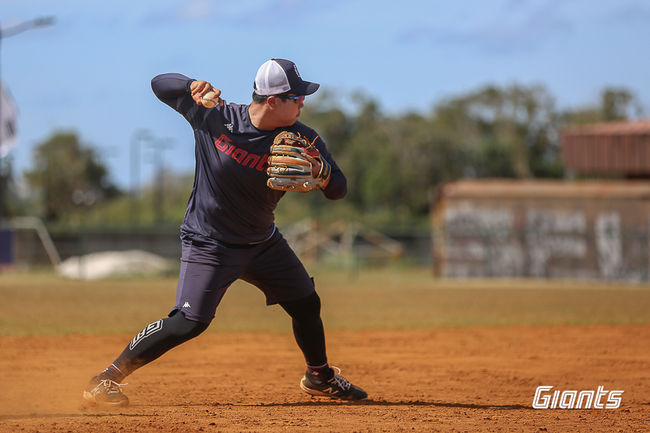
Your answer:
[1,326,649,432]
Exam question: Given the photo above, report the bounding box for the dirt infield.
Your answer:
[1,326,649,432]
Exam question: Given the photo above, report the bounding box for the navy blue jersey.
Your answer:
[151,73,347,245]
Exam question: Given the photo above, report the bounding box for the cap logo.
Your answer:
[293,64,301,78]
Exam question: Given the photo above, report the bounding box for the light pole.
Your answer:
[147,138,174,224]
[130,129,153,225]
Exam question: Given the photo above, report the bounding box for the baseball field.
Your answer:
[1,267,650,432]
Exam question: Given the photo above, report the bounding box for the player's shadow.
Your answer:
[0,412,150,421]
[0,401,532,421]
[215,400,533,410]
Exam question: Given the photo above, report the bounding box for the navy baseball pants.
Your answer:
[173,228,315,322]
[107,229,327,380]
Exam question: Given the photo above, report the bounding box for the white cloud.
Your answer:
[180,0,216,21]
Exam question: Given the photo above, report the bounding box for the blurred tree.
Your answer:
[78,168,191,227]
[601,87,641,121]
[25,131,121,222]
[0,157,39,218]
[432,84,560,179]
[299,89,353,155]
[560,86,642,125]
[383,113,467,218]
[0,157,12,217]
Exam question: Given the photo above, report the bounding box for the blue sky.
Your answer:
[2,0,650,190]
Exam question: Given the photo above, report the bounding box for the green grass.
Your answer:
[1,267,650,336]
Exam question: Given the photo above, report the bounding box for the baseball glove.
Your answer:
[266,131,331,193]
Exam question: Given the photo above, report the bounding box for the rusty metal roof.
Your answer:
[562,119,650,136]
[440,179,650,199]
[561,120,650,174]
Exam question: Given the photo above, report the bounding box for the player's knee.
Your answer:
[280,291,321,321]
[168,309,209,339]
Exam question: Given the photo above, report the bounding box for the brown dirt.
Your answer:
[1,326,649,432]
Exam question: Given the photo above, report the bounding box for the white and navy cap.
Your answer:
[253,59,320,97]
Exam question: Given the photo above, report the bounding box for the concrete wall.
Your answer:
[433,179,650,281]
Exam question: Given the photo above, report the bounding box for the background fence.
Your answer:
[5,219,432,270]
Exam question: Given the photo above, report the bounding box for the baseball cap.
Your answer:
[253,59,320,97]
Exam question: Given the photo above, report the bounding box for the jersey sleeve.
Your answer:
[312,135,347,200]
[151,73,207,127]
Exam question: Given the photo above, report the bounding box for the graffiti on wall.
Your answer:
[526,209,587,278]
[595,213,622,279]
[442,205,645,281]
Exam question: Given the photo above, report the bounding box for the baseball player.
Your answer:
[82,59,367,406]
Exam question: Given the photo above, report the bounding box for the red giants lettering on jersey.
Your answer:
[214,134,268,171]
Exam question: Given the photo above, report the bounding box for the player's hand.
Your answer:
[190,80,223,107]
[302,152,322,179]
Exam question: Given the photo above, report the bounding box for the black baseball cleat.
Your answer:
[300,366,368,401]
[82,376,129,407]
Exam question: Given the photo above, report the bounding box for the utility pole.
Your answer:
[147,138,174,224]
[130,129,152,225]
